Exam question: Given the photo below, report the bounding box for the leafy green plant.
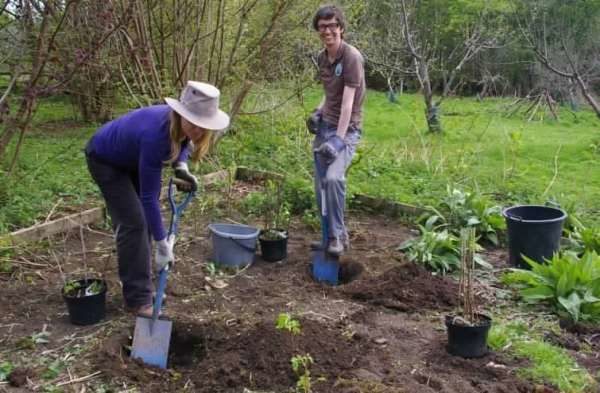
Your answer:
[16,330,51,350]
[42,359,65,380]
[275,313,301,335]
[563,226,600,256]
[399,221,460,274]
[242,180,291,241]
[63,279,104,298]
[421,187,505,246]
[0,361,14,381]
[291,354,313,393]
[0,241,13,273]
[502,251,600,323]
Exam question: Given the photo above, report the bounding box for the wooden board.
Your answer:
[4,169,233,245]
[6,207,106,245]
[351,194,427,217]
[235,166,284,182]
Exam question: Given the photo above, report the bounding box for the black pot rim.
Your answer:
[502,205,567,224]
[445,313,492,328]
[259,228,288,240]
[62,278,107,298]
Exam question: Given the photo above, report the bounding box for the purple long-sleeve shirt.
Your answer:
[88,105,189,241]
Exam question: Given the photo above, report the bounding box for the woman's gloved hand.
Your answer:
[155,234,175,271]
[314,135,345,165]
[306,109,322,134]
[173,162,198,192]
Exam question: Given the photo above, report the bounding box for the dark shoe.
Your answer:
[327,238,344,256]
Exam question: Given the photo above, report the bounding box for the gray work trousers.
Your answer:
[85,148,153,309]
[313,120,361,243]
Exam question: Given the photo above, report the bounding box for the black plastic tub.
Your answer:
[445,314,492,358]
[503,205,567,269]
[259,230,288,262]
[62,278,107,325]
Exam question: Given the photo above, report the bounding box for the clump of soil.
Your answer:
[8,368,33,387]
[559,318,600,335]
[341,263,459,312]
[338,261,364,284]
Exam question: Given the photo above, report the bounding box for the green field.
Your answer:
[1,87,599,234]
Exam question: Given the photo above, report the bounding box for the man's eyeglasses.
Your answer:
[317,22,340,32]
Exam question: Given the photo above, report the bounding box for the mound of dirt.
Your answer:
[341,263,459,312]
[95,317,373,393]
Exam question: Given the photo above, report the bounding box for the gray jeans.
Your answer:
[85,147,153,309]
[312,120,361,242]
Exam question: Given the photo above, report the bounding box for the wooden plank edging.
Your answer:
[235,166,284,182]
[3,169,233,245]
[2,168,427,245]
[6,207,106,245]
[351,194,427,217]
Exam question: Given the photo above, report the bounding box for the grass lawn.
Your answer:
[1,86,599,233]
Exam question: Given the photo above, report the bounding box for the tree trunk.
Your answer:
[419,62,441,132]
[574,74,600,119]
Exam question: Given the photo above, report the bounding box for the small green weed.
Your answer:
[291,354,314,393]
[0,361,14,381]
[16,330,51,350]
[276,313,301,335]
[42,359,65,380]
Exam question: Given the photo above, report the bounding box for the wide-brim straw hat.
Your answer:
[165,81,230,130]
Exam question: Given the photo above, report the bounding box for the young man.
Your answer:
[308,5,365,256]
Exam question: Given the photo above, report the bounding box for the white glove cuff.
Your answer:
[175,161,189,171]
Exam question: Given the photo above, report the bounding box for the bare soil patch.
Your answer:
[0,180,563,392]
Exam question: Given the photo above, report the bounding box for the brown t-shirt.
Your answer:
[317,41,366,129]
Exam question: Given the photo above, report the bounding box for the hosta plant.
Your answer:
[399,217,490,275]
[421,187,505,246]
[502,251,600,323]
[563,226,600,257]
[399,219,460,274]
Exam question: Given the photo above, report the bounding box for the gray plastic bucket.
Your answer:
[208,223,259,267]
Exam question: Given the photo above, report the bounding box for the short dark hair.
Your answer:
[312,5,346,35]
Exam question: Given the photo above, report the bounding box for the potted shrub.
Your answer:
[62,277,107,325]
[258,180,291,262]
[445,228,492,358]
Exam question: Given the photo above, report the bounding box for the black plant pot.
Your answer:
[445,314,492,358]
[62,278,107,326]
[259,230,288,262]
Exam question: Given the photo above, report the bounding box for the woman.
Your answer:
[85,81,229,317]
[308,5,365,256]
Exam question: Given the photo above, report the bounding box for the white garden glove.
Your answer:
[155,234,175,271]
[173,162,198,192]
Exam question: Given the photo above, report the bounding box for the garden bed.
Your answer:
[0,178,594,392]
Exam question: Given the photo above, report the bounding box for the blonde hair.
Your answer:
[167,111,213,164]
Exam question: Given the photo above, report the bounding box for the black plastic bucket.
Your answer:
[259,231,288,262]
[63,279,107,325]
[502,205,567,269]
[445,314,491,358]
